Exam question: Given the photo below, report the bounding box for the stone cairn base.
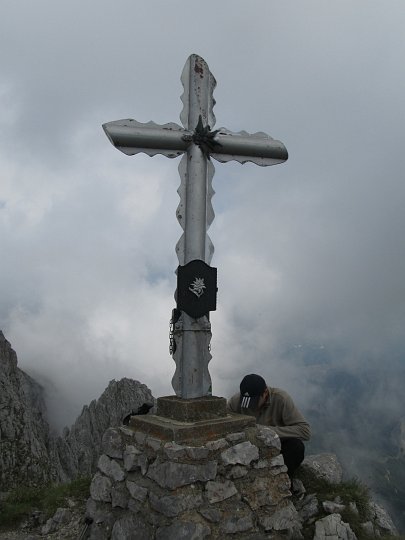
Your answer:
[86,396,301,539]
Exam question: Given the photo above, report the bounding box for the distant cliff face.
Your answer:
[52,378,155,482]
[0,331,53,489]
[0,330,155,490]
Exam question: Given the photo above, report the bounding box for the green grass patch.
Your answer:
[296,467,371,519]
[0,477,91,530]
[295,467,374,540]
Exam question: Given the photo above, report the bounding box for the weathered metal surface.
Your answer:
[180,54,216,131]
[173,56,217,399]
[211,129,288,166]
[175,152,215,266]
[103,120,288,166]
[102,53,288,400]
[102,119,188,158]
[171,311,212,399]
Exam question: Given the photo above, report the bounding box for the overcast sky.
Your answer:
[1,1,404,429]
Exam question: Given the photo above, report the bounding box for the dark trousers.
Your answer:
[280,437,305,476]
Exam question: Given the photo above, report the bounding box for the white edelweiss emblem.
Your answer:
[189,277,206,298]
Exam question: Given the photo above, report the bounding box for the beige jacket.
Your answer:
[227,386,311,441]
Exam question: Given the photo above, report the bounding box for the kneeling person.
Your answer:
[227,374,311,476]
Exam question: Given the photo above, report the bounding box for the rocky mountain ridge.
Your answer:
[0,330,154,491]
[0,330,53,489]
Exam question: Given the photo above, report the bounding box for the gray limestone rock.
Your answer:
[221,515,254,534]
[270,465,288,476]
[253,459,269,469]
[145,436,162,451]
[85,498,114,524]
[313,513,357,540]
[270,454,286,467]
[102,427,124,460]
[149,489,204,517]
[302,454,343,484]
[89,517,115,540]
[138,454,149,476]
[278,473,293,495]
[292,478,306,498]
[41,507,72,535]
[111,482,129,508]
[226,432,246,443]
[296,494,319,522]
[243,477,280,510]
[89,472,112,502]
[206,479,238,503]
[259,501,302,534]
[227,465,249,479]
[323,500,346,514]
[186,446,210,460]
[255,426,281,450]
[198,506,222,523]
[156,521,211,540]
[164,441,187,460]
[124,447,148,476]
[221,441,259,466]
[128,498,143,514]
[205,438,229,451]
[134,431,147,446]
[53,507,72,525]
[111,514,153,540]
[369,501,398,535]
[41,518,58,535]
[126,480,148,502]
[237,535,272,540]
[147,458,217,489]
[123,445,142,471]
[97,454,125,482]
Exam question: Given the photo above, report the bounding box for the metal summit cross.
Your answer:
[103,54,288,400]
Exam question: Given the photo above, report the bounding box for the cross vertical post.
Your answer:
[103,54,288,400]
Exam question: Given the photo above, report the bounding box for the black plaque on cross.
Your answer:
[177,260,217,319]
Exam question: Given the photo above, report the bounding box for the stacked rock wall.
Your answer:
[86,424,302,539]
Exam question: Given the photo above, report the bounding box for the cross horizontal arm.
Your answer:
[102,119,189,158]
[103,119,288,167]
[211,129,288,166]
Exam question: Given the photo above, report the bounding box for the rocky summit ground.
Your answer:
[0,500,85,540]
